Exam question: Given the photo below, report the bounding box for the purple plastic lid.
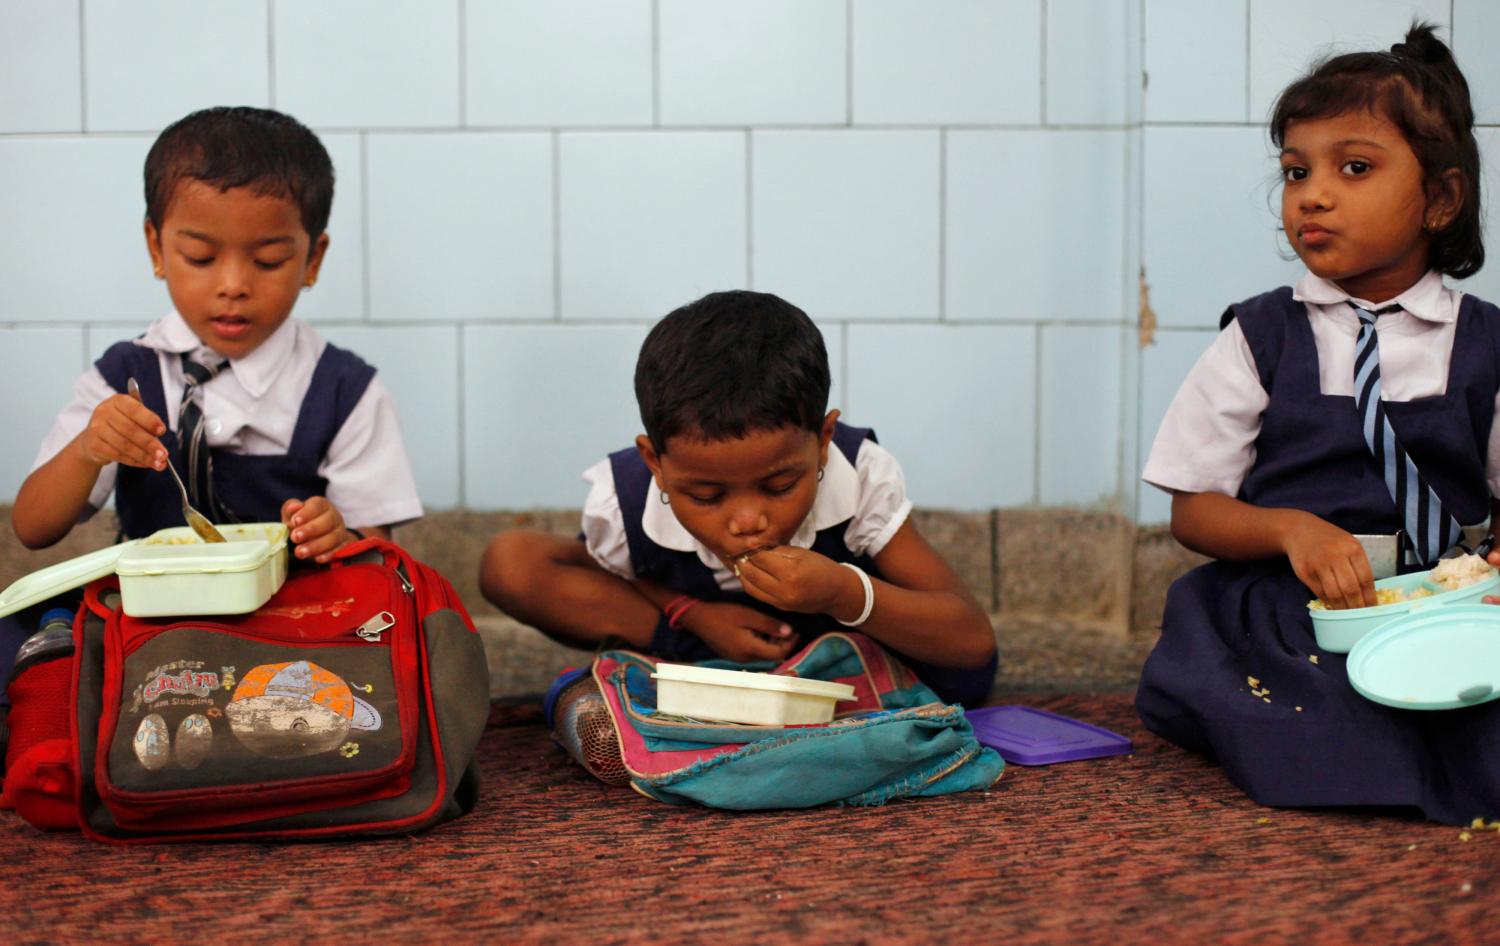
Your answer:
[965,705,1132,766]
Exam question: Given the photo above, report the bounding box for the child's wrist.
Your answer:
[662,595,701,630]
[831,563,874,626]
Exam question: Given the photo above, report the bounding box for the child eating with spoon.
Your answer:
[3,107,420,693]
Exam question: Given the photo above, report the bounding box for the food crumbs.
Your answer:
[1296,706,1303,712]
[1262,697,1271,703]
[1309,655,1320,665]
[1407,843,1418,851]
[1248,676,1260,688]
[1460,831,1472,841]
[1473,817,1487,829]
[1256,817,1271,825]
[1461,882,1473,894]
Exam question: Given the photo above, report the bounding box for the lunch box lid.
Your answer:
[1347,604,1500,711]
[651,662,857,700]
[964,705,1133,765]
[0,542,136,619]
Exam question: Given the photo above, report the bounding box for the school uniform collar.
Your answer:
[136,310,300,397]
[642,442,862,565]
[1294,269,1454,324]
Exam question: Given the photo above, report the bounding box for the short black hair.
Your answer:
[1270,22,1483,279]
[144,107,334,244]
[635,291,831,454]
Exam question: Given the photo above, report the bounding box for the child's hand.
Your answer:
[78,394,168,471]
[734,547,864,621]
[281,496,355,564]
[1283,513,1377,610]
[676,601,799,663]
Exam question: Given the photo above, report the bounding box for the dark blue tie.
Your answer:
[1351,302,1460,564]
[178,351,227,518]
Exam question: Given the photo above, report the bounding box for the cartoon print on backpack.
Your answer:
[130,710,213,772]
[130,659,224,772]
[226,660,382,759]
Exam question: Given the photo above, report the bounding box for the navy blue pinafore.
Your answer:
[94,339,376,538]
[611,422,997,706]
[1136,287,1500,824]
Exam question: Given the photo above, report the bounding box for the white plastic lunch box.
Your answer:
[1308,566,1500,653]
[651,662,856,725]
[115,523,289,617]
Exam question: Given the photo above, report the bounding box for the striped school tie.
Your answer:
[1351,302,1461,565]
[178,351,227,517]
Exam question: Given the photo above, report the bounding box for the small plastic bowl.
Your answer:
[651,663,856,726]
[1309,568,1500,653]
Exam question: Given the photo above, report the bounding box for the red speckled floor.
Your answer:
[4,694,1495,946]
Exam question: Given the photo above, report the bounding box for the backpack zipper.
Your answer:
[354,611,396,642]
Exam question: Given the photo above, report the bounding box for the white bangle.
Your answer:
[837,562,875,627]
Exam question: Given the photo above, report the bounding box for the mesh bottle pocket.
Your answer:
[551,675,628,785]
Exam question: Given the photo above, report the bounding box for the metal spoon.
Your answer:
[127,377,227,543]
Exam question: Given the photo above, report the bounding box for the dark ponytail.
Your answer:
[1269,22,1483,279]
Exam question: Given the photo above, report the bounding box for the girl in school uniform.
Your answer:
[1136,24,1500,824]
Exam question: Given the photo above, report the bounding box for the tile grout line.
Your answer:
[1,315,1146,330]
[360,132,371,321]
[937,127,947,321]
[457,0,468,127]
[551,130,562,320]
[1038,0,1047,126]
[1121,0,1144,514]
[845,0,854,125]
[841,322,851,420]
[267,0,276,107]
[456,323,467,507]
[77,0,87,131]
[744,129,754,288]
[1243,0,1251,123]
[651,0,661,127]
[1033,324,1043,505]
[0,121,1203,138]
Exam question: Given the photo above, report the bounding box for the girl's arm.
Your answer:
[736,520,995,668]
[1171,490,1376,610]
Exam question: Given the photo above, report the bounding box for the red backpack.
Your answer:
[2,538,489,842]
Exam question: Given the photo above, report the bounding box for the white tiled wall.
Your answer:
[7,3,1499,525]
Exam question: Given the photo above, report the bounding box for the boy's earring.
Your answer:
[659,490,670,505]
[817,467,825,482]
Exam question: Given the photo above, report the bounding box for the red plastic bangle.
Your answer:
[663,595,701,629]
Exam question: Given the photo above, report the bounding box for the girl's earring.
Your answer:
[153,267,164,279]
[659,489,670,505]
[817,467,825,482]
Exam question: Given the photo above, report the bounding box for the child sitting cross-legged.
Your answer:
[3,107,422,692]
[481,290,997,706]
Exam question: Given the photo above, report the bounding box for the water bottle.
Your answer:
[11,607,76,674]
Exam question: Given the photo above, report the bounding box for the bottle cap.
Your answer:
[39,607,75,630]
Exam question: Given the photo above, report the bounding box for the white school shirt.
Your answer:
[1143,270,1500,500]
[581,437,913,591]
[32,311,424,529]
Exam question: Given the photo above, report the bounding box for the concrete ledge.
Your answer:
[0,505,1202,699]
